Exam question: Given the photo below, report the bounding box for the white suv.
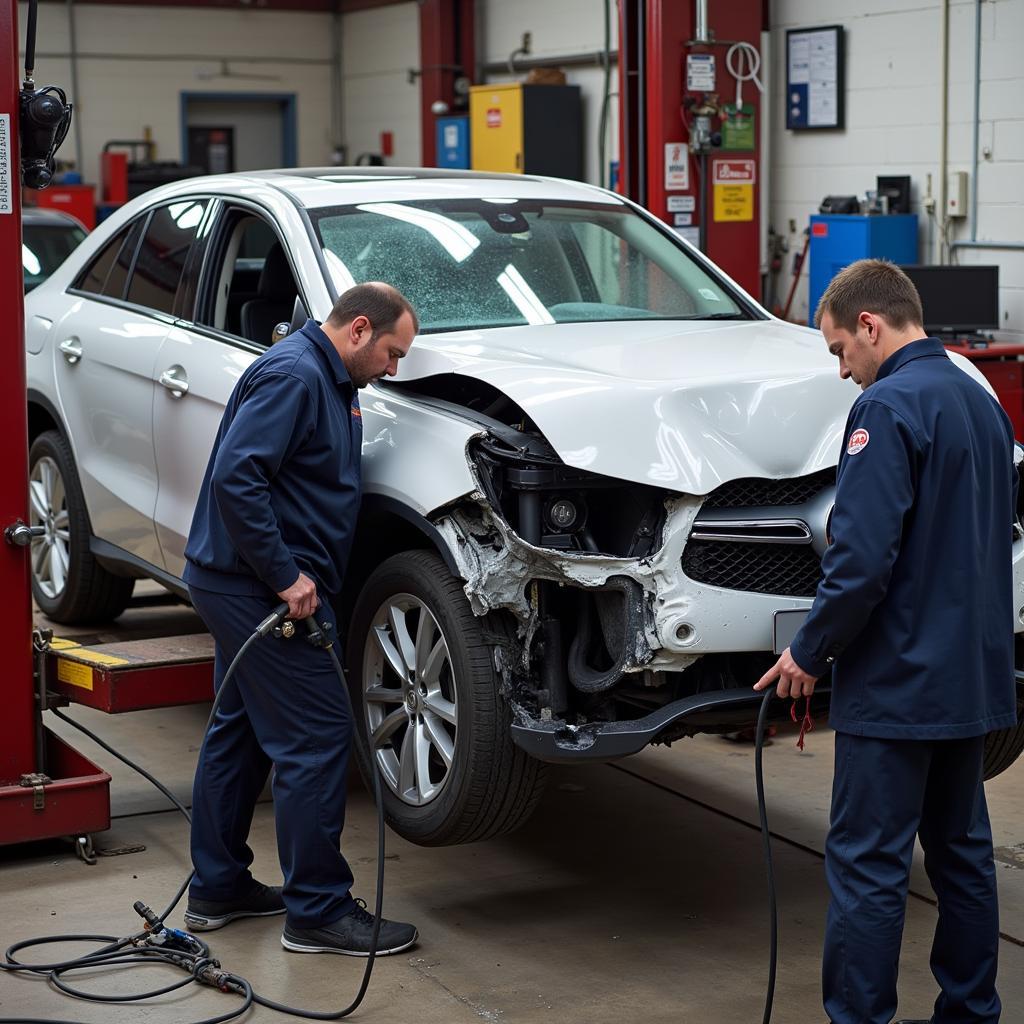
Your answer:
[25,168,1024,845]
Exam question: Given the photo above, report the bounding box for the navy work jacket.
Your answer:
[184,320,362,602]
[790,338,1019,739]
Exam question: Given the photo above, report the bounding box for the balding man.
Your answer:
[183,283,419,956]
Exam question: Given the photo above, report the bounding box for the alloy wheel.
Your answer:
[29,455,71,600]
[363,594,458,806]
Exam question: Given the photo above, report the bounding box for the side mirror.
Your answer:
[288,295,308,336]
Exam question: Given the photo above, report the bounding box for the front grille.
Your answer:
[700,468,836,510]
[684,470,835,597]
[682,541,823,597]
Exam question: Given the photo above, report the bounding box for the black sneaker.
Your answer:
[184,881,285,931]
[281,899,418,957]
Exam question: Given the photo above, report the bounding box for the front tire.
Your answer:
[983,681,1024,780]
[29,430,134,624]
[347,550,547,846]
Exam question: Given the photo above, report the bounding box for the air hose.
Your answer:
[3,607,785,1024]
[1,602,387,1024]
[754,686,779,1024]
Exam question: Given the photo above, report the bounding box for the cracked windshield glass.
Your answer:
[314,199,747,333]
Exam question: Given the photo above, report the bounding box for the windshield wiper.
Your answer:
[676,312,749,321]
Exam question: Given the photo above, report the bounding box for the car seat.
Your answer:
[240,242,298,344]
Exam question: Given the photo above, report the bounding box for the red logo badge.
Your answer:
[847,428,869,455]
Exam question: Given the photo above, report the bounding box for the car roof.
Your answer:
[22,206,88,230]
[121,166,626,212]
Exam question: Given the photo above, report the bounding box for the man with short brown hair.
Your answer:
[184,282,419,956]
[756,259,1017,1024]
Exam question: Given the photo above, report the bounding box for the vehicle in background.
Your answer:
[22,207,88,293]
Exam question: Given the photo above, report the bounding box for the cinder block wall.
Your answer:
[15,1,422,183]
[17,3,335,185]
[769,0,1024,338]
[17,0,1021,338]
[480,0,619,189]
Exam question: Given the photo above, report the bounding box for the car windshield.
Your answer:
[311,199,750,333]
[23,223,87,292]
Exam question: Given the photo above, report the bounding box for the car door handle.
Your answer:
[158,365,190,398]
[58,338,82,365]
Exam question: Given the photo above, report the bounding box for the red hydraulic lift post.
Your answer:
[618,0,765,298]
[418,0,473,167]
[0,0,36,786]
[0,0,110,847]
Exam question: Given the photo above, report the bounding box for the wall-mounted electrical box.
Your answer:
[947,170,968,219]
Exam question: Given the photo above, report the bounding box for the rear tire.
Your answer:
[347,549,547,846]
[29,430,134,624]
[983,682,1024,780]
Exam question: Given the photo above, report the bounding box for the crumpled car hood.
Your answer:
[396,319,861,494]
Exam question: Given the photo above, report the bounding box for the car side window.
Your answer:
[198,211,299,347]
[74,219,142,297]
[125,199,209,316]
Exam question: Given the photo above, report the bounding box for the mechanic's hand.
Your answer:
[277,572,319,620]
[754,647,819,699]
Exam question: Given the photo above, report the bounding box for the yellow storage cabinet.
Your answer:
[470,83,582,179]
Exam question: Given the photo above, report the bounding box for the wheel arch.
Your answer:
[27,389,64,445]
[339,495,463,633]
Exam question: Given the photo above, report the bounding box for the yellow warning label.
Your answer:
[49,637,82,650]
[57,658,94,690]
[68,648,131,667]
[713,182,754,222]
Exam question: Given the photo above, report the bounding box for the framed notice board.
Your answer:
[786,25,845,130]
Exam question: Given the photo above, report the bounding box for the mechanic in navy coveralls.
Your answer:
[755,260,1018,1024]
[181,282,420,957]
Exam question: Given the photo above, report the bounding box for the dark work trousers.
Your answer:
[188,585,356,929]
[823,732,1000,1024]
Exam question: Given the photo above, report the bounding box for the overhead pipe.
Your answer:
[481,49,616,74]
[938,0,949,263]
[66,0,83,175]
[694,0,710,44]
[950,3,1022,258]
[330,0,344,163]
[970,0,981,241]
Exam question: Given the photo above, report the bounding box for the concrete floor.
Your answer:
[2,591,1023,1023]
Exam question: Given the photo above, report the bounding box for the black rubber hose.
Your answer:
[249,623,386,1019]
[754,686,778,1024]
[24,0,38,79]
[1,602,385,1022]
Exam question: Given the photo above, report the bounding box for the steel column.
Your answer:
[418,0,473,167]
[0,0,36,787]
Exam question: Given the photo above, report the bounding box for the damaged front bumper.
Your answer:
[509,684,833,763]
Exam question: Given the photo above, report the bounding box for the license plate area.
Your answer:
[772,610,808,655]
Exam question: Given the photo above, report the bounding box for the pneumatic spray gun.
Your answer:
[252,601,335,650]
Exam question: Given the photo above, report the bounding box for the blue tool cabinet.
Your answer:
[808,214,919,325]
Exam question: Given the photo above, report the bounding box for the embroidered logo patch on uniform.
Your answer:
[847,428,869,455]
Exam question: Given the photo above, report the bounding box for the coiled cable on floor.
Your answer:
[1,602,387,1023]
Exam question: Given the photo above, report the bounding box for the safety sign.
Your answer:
[664,143,689,190]
[687,54,716,91]
[712,158,755,222]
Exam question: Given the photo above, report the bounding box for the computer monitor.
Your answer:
[899,264,1000,335]
[876,175,911,214]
